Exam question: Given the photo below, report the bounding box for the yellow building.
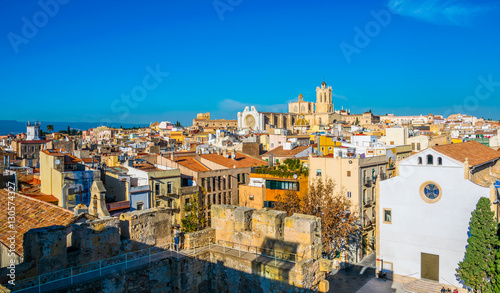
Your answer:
[317,136,342,156]
[40,149,100,209]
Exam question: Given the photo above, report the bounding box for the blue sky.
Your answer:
[1,0,499,125]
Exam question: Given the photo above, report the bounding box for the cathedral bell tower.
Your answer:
[315,81,333,113]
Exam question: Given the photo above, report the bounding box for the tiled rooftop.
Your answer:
[173,155,210,172]
[0,189,74,256]
[433,141,500,167]
[263,145,312,158]
[200,152,267,169]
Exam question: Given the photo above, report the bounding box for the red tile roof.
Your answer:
[433,141,500,167]
[0,189,74,256]
[20,140,49,144]
[200,152,267,169]
[173,156,210,172]
[262,145,313,158]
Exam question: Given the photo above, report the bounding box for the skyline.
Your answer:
[2,0,500,125]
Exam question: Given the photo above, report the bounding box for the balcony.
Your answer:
[363,198,374,207]
[363,177,373,186]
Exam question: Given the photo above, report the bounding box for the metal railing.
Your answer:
[3,241,199,293]
[4,237,299,292]
[208,237,298,265]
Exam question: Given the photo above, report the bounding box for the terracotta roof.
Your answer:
[20,140,49,144]
[433,141,500,167]
[0,189,74,256]
[200,152,268,169]
[173,156,210,172]
[262,145,312,158]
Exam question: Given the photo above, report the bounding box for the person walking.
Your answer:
[174,226,180,251]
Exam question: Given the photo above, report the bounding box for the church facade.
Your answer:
[238,81,346,132]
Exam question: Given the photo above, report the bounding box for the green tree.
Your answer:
[67,125,71,134]
[46,124,54,133]
[457,197,498,292]
[355,117,359,126]
[175,121,181,127]
[494,236,500,293]
[181,191,208,233]
[274,178,359,259]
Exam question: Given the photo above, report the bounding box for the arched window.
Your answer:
[437,157,442,165]
[418,157,422,165]
[427,155,433,165]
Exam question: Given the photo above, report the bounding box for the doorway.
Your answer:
[421,253,439,282]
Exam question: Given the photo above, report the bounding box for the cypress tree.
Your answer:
[457,197,498,292]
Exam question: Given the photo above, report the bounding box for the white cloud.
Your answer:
[217,99,288,113]
[388,0,495,26]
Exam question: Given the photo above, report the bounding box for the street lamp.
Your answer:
[493,200,499,222]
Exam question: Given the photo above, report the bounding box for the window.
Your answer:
[419,181,443,204]
[136,202,144,210]
[249,195,254,200]
[417,143,421,150]
[383,209,392,224]
[427,155,433,165]
[167,182,172,194]
[347,171,351,177]
[155,183,160,195]
[437,157,442,166]
[390,141,394,145]
[265,180,298,191]
[423,183,439,200]
[418,157,422,165]
[411,143,415,150]
[347,191,352,198]
[316,169,322,177]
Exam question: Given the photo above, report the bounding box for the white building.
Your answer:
[26,121,41,140]
[237,106,265,131]
[377,142,500,288]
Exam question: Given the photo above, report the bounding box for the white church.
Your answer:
[377,141,500,290]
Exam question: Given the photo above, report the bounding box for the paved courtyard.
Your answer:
[327,253,404,293]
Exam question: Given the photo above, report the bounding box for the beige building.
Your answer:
[192,112,237,131]
[308,154,387,261]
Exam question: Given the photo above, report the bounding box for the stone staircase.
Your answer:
[402,279,442,293]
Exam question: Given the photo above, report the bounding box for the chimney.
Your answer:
[74,204,88,217]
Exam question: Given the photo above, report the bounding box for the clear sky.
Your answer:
[1,0,499,125]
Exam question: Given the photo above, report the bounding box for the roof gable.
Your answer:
[433,141,500,167]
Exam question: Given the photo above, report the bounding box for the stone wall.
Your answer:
[211,205,323,262]
[0,207,174,285]
[1,205,330,292]
[209,205,329,291]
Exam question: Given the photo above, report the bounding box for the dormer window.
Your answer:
[427,155,434,165]
[418,157,422,165]
[437,157,442,166]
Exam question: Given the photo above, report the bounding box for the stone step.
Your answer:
[403,279,442,293]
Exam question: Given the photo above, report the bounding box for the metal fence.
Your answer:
[5,237,298,292]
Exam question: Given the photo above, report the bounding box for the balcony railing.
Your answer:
[364,177,373,186]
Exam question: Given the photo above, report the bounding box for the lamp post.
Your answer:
[494,200,499,222]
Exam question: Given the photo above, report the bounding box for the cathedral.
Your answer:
[238,81,346,132]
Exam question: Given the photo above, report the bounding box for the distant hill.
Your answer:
[0,120,148,135]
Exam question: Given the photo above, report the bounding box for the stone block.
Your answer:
[318,280,329,292]
[234,206,254,232]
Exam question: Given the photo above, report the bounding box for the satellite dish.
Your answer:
[55,159,61,165]
[293,174,298,180]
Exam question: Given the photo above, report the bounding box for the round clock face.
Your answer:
[245,115,256,128]
[419,181,442,203]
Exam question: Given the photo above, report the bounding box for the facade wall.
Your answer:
[378,149,490,288]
